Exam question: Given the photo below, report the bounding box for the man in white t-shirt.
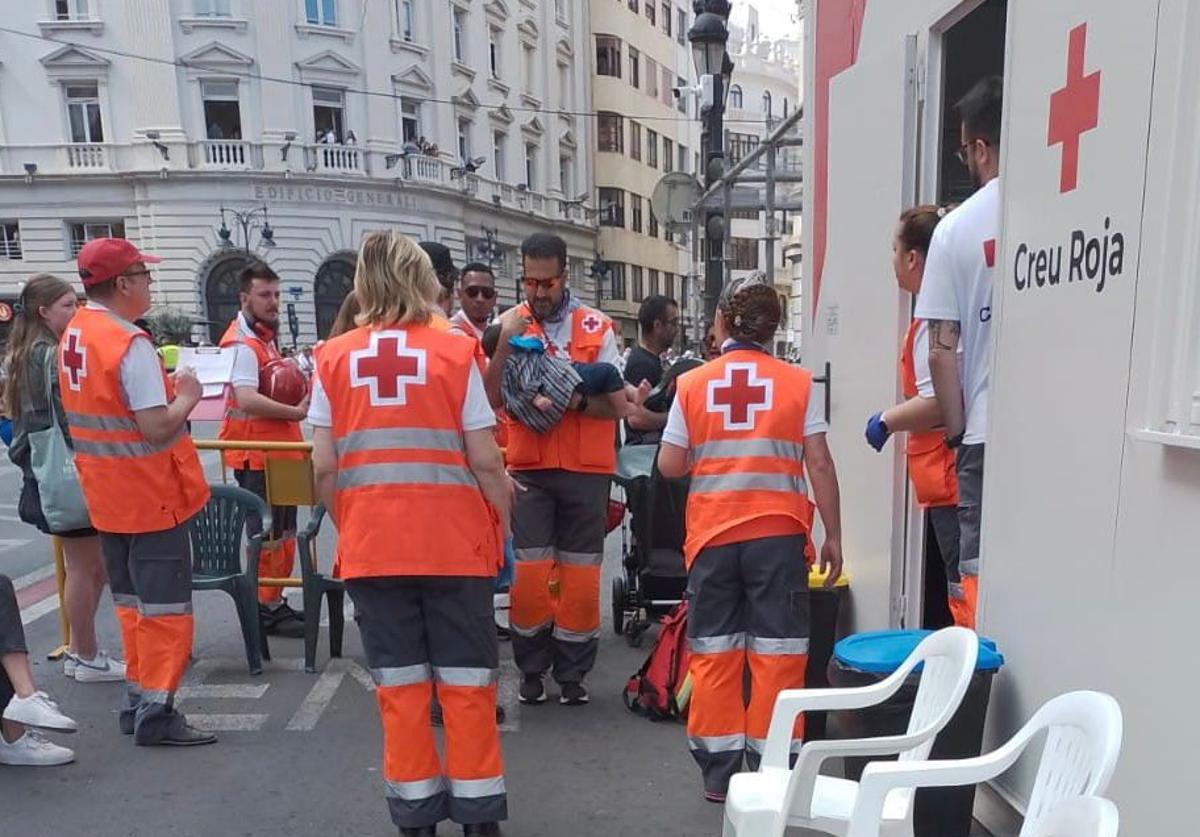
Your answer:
[912,75,1004,627]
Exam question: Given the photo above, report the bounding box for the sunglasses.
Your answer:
[463,286,497,300]
[521,276,562,291]
[955,138,991,166]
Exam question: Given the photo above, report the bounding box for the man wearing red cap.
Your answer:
[60,238,215,746]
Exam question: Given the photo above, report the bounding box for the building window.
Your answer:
[729,132,760,164]
[676,8,687,45]
[55,0,90,20]
[597,112,624,153]
[609,262,627,300]
[457,119,472,162]
[661,67,673,106]
[662,3,671,36]
[401,97,422,144]
[629,121,642,161]
[663,136,674,172]
[201,80,241,140]
[680,273,689,307]
[67,221,124,259]
[0,223,21,261]
[664,272,674,300]
[646,128,658,168]
[762,90,773,117]
[630,195,643,233]
[488,27,502,78]
[628,47,640,90]
[599,188,625,228]
[731,237,759,270]
[648,212,659,238]
[596,35,621,78]
[730,84,743,109]
[648,269,660,297]
[452,7,467,62]
[676,76,687,114]
[313,254,356,340]
[554,0,566,22]
[627,0,638,12]
[645,1,655,27]
[312,86,345,143]
[632,266,645,302]
[397,0,416,41]
[65,83,103,144]
[523,43,536,94]
[558,62,571,109]
[195,0,231,16]
[305,0,338,26]
[524,143,538,189]
[559,154,573,195]
[493,131,507,179]
[646,58,658,98]
[678,143,689,173]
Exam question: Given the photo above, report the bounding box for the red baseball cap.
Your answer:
[77,237,162,288]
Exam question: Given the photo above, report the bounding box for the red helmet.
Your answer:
[259,358,308,406]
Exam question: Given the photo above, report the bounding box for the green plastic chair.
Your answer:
[296,505,346,673]
[190,484,272,675]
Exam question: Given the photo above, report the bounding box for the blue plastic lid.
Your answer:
[834,629,1004,674]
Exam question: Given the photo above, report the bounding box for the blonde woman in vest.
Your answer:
[309,231,512,837]
[657,274,845,803]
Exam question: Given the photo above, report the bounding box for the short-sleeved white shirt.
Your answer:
[911,320,964,400]
[228,313,261,388]
[87,303,168,411]
[913,177,1000,444]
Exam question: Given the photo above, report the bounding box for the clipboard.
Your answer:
[178,346,235,422]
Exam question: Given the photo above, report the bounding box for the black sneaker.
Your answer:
[261,602,306,638]
[399,828,437,837]
[517,675,546,705]
[463,823,501,836]
[559,682,589,706]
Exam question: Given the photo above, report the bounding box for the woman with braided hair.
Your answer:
[658,274,845,801]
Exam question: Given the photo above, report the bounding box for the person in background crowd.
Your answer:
[0,573,78,766]
[913,76,1004,629]
[218,261,309,637]
[623,294,680,445]
[419,241,459,318]
[486,233,623,707]
[61,237,213,746]
[451,262,499,340]
[865,206,969,627]
[657,275,844,803]
[310,231,510,837]
[5,274,125,682]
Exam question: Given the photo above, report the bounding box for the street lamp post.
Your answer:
[217,205,276,253]
[689,1,733,336]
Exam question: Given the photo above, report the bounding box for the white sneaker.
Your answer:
[63,653,76,678]
[2,692,77,733]
[72,651,126,683]
[0,729,75,766]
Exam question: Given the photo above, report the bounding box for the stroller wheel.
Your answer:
[611,576,627,636]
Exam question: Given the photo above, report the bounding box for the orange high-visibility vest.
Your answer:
[318,322,502,579]
[677,349,814,566]
[217,318,305,471]
[900,320,958,508]
[503,304,617,475]
[59,305,210,534]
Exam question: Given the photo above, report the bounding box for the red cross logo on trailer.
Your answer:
[61,329,87,391]
[350,330,426,406]
[581,313,603,334]
[707,362,773,431]
[1048,23,1101,193]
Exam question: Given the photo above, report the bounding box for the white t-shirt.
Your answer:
[228,313,262,389]
[307,359,495,432]
[86,302,168,411]
[911,320,964,400]
[913,177,1000,445]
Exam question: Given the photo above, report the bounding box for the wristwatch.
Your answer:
[945,432,965,449]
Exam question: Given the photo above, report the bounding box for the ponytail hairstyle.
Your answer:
[718,272,782,345]
[3,273,76,414]
[353,231,438,328]
[897,204,950,256]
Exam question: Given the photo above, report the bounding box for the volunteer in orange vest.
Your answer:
[484,233,623,708]
[61,238,215,747]
[310,231,511,837]
[657,275,844,802]
[217,260,308,636]
[865,206,969,627]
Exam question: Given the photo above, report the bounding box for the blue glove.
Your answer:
[865,412,890,452]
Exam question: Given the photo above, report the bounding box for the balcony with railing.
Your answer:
[65,143,108,170]
[308,143,364,175]
[199,139,251,169]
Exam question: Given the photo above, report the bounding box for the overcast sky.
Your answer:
[744,1,801,40]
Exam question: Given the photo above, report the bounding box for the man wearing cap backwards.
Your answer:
[657,274,844,802]
[60,238,215,746]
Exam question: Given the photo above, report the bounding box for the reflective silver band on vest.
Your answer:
[385,776,447,801]
[65,412,138,432]
[433,666,497,688]
[515,546,555,563]
[689,633,746,654]
[225,409,253,421]
[688,733,746,753]
[138,602,193,617]
[371,664,432,687]
[747,636,810,655]
[558,550,603,566]
[692,438,804,462]
[690,472,807,495]
[553,626,600,643]
[449,776,506,798]
[337,462,476,490]
[73,438,166,459]
[112,593,141,608]
[746,737,803,755]
[509,618,553,638]
[337,427,464,456]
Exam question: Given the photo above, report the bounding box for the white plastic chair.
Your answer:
[722,626,980,837]
[1031,796,1119,837]
[845,691,1123,837]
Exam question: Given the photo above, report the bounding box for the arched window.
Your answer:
[314,253,357,339]
[729,84,743,109]
[203,253,251,343]
[762,90,772,117]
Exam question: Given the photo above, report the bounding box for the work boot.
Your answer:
[139,716,218,747]
[517,675,546,705]
[399,827,437,837]
[463,823,501,836]
[261,601,306,638]
[559,682,589,706]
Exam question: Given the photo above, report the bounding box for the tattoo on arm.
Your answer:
[928,319,961,352]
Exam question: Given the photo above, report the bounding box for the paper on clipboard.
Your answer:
[177,346,235,421]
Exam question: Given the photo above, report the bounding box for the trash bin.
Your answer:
[828,630,1004,837]
[803,566,850,740]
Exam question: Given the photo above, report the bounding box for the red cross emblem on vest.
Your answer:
[707,362,773,431]
[349,330,426,406]
[581,313,603,334]
[62,329,87,391]
[1048,23,1101,194]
